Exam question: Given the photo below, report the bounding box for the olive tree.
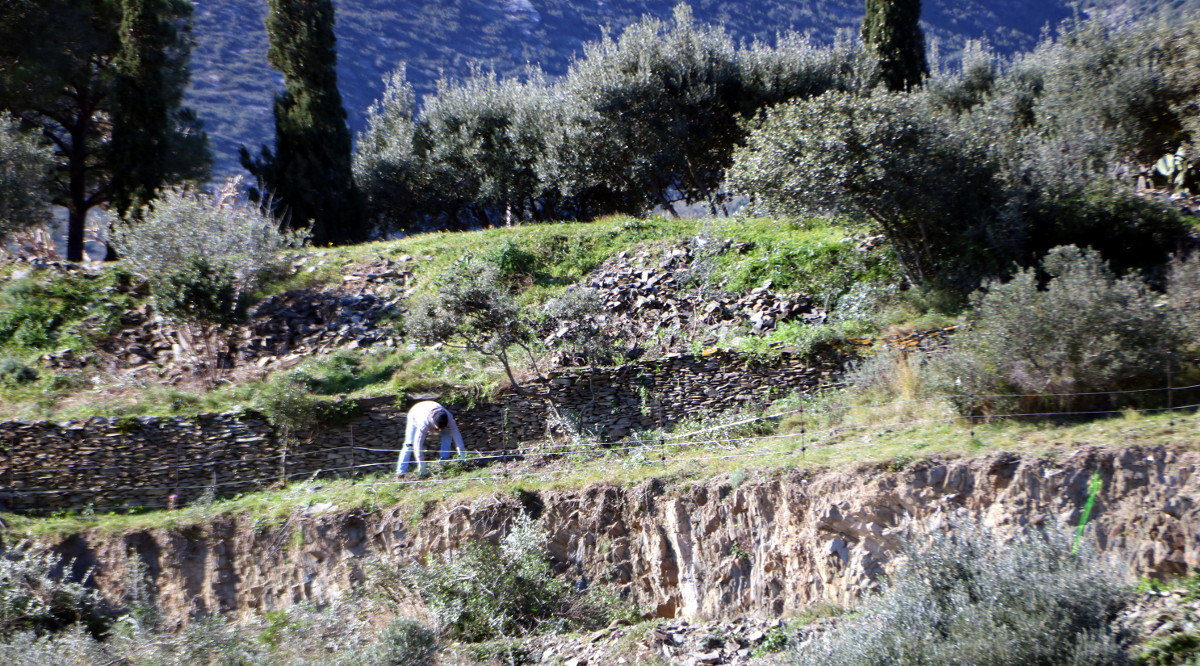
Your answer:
[353,67,425,234]
[932,246,1186,416]
[729,90,1020,288]
[418,71,562,227]
[548,4,744,217]
[112,178,301,378]
[355,67,564,232]
[405,257,540,389]
[113,177,300,323]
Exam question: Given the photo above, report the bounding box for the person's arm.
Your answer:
[445,412,466,460]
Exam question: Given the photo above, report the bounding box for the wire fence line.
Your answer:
[6,389,1196,510]
[11,381,1200,480]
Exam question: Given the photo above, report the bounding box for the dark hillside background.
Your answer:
[186,0,1191,176]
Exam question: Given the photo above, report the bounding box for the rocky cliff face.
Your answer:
[57,445,1200,627]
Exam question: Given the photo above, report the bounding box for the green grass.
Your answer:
[711,218,898,308]
[0,268,142,357]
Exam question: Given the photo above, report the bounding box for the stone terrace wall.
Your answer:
[0,350,844,512]
[457,349,845,447]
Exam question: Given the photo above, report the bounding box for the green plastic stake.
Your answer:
[1072,472,1103,554]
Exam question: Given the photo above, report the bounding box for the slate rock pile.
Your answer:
[70,258,411,380]
[543,242,826,366]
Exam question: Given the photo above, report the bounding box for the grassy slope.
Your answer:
[0,215,899,420]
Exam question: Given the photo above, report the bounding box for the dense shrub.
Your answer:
[372,618,438,666]
[419,72,561,227]
[394,513,618,642]
[1022,183,1186,278]
[549,4,744,216]
[793,519,1134,666]
[355,6,866,232]
[0,115,53,242]
[111,177,301,325]
[355,67,563,232]
[483,239,540,279]
[0,275,112,353]
[1012,14,1198,166]
[944,13,1197,275]
[1168,252,1200,344]
[151,255,242,326]
[354,67,425,234]
[254,373,362,433]
[729,90,1020,289]
[737,33,868,111]
[541,286,625,366]
[0,357,36,386]
[933,246,1186,416]
[925,41,999,116]
[0,625,115,666]
[0,544,108,639]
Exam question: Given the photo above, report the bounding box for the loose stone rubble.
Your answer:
[63,257,411,381]
[515,588,1200,665]
[542,241,827,366]
[517,616,829,665]
[1119,587,1200,662]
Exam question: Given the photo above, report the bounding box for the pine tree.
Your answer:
[0,0,119,261]
[110,0,210,221]
[0,0,207,261]
[862,0,928,92]
[241,0,361,245]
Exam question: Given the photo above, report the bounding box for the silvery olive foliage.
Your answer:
[932,246,1186,416]
[354,67,423,235]
[793,518,1134,666]
[355,66,563,231]
[354,6,869,231]
[111,177,302,324]
[420,70,561,225]
[0,115,53,243]
[541,286,624,366]
[0,544,105,639]
[406,257,537,387]
[1168,252,1200,344]
[731,11,1198,289]
[393,512,615,642]
[728,90,1018,288]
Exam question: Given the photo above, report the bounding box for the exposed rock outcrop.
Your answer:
[54,445,1200,628]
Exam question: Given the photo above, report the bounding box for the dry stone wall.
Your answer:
[0,350,844,512]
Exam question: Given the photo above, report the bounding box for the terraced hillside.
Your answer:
[0,207,1197,663]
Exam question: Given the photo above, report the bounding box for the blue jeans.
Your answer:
[396,429,453,475]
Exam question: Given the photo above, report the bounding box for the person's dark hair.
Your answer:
[434,410,449,430]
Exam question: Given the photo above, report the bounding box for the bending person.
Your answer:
[396,400,466,477]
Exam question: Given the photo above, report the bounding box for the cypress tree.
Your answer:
[862,0,928,92]
[241,0,361,245]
